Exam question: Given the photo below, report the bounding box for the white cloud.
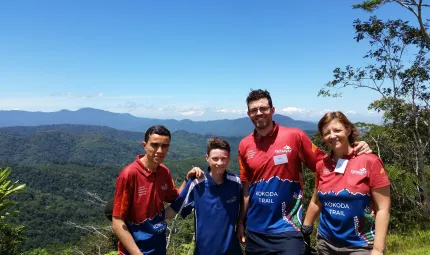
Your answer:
[180,110,205,116]
[281,107,309,114]
[216,108,247,114]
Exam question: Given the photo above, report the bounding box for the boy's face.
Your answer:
[142,134,170,165]
[206,149,230,174]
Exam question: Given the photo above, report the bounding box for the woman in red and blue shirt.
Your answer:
[302,111,391,255]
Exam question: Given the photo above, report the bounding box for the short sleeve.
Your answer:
[297,129,327,172]
[238,143,251,183]
[112,174,131,219]
[164,171,179,203]
[368,156,390,190]
[170,179,196,218]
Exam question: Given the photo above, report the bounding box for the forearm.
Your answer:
[238,183,250,223]
[303,201,320,226]
[164,206,177,219]
[178,179,188,193]
[303,189,321,226]
[373,208,390,253]
[112,217,142,255]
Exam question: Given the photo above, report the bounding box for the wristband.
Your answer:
[301,224,314,235]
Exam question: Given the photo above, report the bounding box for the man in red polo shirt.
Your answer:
[112,125,203,255]
[236,89,370,255]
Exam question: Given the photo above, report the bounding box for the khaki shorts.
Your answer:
[316,234,372,255]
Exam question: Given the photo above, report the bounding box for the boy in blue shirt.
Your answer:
[165,137,243,255]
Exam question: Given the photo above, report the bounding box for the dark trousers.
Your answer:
[245,229,305,255]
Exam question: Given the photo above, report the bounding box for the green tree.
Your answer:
[0,167,26,254]
[353,0,430,44]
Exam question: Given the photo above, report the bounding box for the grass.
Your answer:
[386,230,430,255]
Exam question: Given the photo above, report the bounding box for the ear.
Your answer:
[346,126,351,137]
[142,141,147,148]
[247,111,251,118]
[271,106,275,114]
[205,154,209,162]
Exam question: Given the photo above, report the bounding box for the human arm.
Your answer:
[368,156,391,255]
[297,129,326,172]
[112,217,143,255]
[111,174,142,255]
[178,166,204,193]
[165,177,196,219]
[303,188,321,227]
[371,186,391,255]
[237,182,249,244]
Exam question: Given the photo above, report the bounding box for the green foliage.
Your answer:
[0,222,25,255]
[353,0,384,12]
[0,167,26,255]
[386,229,430,254]
[0,167,26,220]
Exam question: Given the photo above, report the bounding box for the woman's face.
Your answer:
[321,119,351,151]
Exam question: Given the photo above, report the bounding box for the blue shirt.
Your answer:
[170,167,243,255]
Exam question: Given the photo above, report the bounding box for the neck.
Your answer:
[140,156,158,172]
[256,121,274,137]
[332,145,353,162]
[210,169,224,184]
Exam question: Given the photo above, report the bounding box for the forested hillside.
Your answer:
[0,125,242,252]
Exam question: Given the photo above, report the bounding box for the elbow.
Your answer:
[112,217,124,234]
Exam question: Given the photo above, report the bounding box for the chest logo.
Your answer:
[161,183,168,190]
[138,186,147,196]
[351,168,367,176]
[247,150,256,159]
[226,196,237,203]
[275,145,292,154]
[323,169,331,175]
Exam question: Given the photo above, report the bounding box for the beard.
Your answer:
[252,116,271,130]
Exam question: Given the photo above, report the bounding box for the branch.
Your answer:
[83,190,107,207]
[395,0,419,17]
[370,135,382,158]
[64,221,111,239]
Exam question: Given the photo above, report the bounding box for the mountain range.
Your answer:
[0,108,317,136]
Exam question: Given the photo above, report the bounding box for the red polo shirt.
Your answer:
[238,122,326,234]
[113,154,179,254]
[315,152,390,247]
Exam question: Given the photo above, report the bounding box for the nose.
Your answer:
[156,146,164,153]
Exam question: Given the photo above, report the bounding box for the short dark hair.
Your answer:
[144,125,171,142]
[317,111,358,145]
[207,137,230,155]
[246,89,273,109]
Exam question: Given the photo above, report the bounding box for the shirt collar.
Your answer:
[253,121,279,141]
[136,154,157,177]
[323,149,356,163]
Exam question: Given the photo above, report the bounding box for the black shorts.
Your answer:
[245,229,305,255]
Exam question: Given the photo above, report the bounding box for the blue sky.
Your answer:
[0,1,408,123]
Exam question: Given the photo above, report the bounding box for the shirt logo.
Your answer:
[351,168,367,175]
[161,183,168,190]
[312,143,318,153]
[275,145,292,154]
[138,186,147,196]
[247,150,256,159]
[226,196,237,203]
[380,168,385,174]
[323,169,331,175]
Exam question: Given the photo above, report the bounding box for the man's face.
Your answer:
[142,134,171,165]
[247,98,275,130]
[206,149,230,175]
